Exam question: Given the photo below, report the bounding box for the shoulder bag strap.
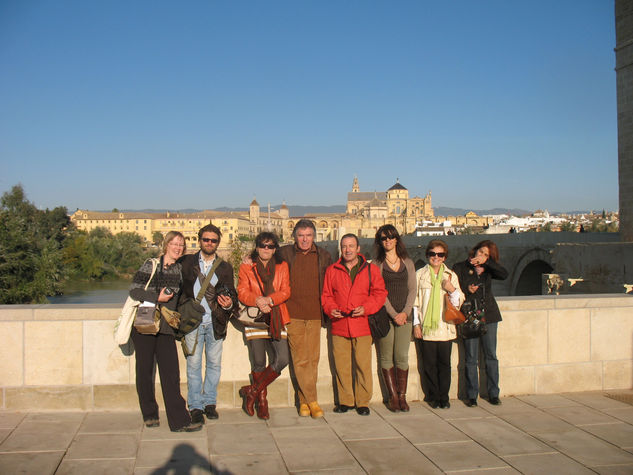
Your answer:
[195,257,223,303]
[144,258,159,291]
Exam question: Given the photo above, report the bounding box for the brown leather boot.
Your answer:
[257,385,269,420]
[396,368,410,412]
[381,367,400,412]
[241,366,279,418]
[239,371,263,416]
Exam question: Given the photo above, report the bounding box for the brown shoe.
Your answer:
[299,403,310,417]
[381,367,400,412]
[308,401,324,418]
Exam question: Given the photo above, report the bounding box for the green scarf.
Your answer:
[423,264,445,333]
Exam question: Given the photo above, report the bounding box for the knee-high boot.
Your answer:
[239,371,263,416]
[381,367,400,412]
[240,366,279,418]
[396,368,410,412]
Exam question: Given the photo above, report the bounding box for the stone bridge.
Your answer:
[318,232,625,296]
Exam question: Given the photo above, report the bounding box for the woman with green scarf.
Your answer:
[413,240,464,409]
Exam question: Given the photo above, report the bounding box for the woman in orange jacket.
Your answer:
[237,232,291,419]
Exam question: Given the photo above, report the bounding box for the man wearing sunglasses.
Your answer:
[179,224,237,424]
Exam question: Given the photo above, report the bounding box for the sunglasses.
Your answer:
[200,237,219,244]
[380,235,396,241]
[258,244,276,250]
[427,251,446,258]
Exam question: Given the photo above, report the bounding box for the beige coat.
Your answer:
[414,265,465,342]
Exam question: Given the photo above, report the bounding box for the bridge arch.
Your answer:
[510,247,553,296]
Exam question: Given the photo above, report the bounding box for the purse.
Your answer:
[114,258,159,343]
[443,294,465,324]
[236,304,270,329]
[160,306,181,329]
[367,264,391,340]
[458,293,487,339]
[235,267,270,329]
[175,258,222,340]
[134,304,161,335]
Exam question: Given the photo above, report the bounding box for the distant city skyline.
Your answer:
[0,1,618,212]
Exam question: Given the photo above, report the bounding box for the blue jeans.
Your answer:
[464,322,499,399]
[185,322,223,410]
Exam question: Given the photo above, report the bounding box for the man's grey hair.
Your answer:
[292,219,316,239]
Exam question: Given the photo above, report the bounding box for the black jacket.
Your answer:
[453,258,508,324]
[178,252,237,340]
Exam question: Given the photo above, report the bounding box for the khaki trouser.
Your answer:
[287,319,321,404]
[331,334,373,407]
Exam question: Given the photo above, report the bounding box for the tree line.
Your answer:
[0,185,155,304]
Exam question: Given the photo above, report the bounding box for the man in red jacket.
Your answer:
[321,233,387,416]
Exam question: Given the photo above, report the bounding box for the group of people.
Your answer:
[126,221,507,431]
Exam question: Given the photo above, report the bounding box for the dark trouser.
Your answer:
[421,339,452,403]
[131,328,191,431]
[248,338,289,373]
[464,322,499,399]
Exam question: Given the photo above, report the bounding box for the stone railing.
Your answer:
[1,294,632,410]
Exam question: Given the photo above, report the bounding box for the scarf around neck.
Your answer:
[423,264,445,333]
[256,258,283,340]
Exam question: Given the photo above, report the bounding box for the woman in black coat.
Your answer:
[453,240,508,407]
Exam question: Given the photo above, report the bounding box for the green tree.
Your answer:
[0,185,68,303]
[559,221,576,232]
[228,236,253,284]
[152,231,164,246]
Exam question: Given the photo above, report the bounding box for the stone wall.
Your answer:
[1,294,632,410]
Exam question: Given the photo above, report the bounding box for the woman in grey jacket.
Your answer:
[373,225,417,412]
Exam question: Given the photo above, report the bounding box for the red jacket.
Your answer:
[321,254,388,338]
[238,261,291,325]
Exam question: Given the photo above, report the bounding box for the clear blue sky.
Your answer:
[0,0,618,213]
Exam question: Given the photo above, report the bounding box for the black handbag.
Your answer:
[459,293,487,339]
[367,264,391,339]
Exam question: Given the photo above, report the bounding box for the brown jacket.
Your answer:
[278,243,332,320]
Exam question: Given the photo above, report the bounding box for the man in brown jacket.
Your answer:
[278,219,332,418]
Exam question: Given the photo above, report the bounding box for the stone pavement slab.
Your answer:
[345,437,442,474]
[56,458,135,475]
[271,425,361,472]
[415,440,508,472]
[0,451,64,475]
[533,427,633,467]
[502,452,596,475]
[516,394,581,408]
[323,405,401,441]
[208,422,278,455]
[544,404,623,426]
[579,422,633,449]
[387,414,471,444]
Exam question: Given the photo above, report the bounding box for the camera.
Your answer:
[164,288,174,296]
[214,283,235,301]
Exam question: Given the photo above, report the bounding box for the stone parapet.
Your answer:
[1,294,632,410]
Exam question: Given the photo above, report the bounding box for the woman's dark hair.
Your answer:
[425,239,449,258]
[250,231,283,263]
[469,240,500,262]
[373,224,409,262]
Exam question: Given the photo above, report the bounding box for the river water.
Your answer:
[46,279,131,304]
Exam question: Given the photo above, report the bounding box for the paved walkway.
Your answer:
[2,392,633,474]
